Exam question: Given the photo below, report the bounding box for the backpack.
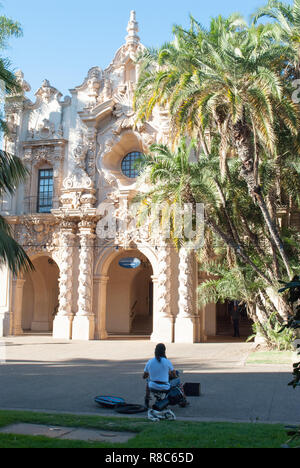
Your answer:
[167,386,185,406]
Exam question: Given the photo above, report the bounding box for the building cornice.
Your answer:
[23,138,68,148]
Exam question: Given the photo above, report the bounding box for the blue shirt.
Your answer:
[144,357,174,391]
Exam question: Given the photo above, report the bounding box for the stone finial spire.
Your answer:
[126,10,140,47]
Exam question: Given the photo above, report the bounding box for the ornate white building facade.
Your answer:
[0,12,219,343]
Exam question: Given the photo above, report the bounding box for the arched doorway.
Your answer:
[106,250,153,337]
[22,255,59,333]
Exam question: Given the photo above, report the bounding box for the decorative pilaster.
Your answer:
[77,220,95,316]
[175,248,198,343]
[12,278,25,336]
[151,243,174,343]
[53,221,76,340]
[72,219,96,340]
[94,275,109,340]
[178,248,194,317]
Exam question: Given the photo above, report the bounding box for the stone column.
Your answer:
[11,278,25,336]
[94,275,109,340]
[151,243,174,343]
[0,265,11,337]
[72,220,96,340]
[175,248,198,343]
[53,221,76,340]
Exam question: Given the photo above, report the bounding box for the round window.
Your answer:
[121,152,144,179]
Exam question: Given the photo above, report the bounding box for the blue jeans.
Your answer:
[147,377,181,392]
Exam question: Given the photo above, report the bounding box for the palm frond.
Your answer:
[0,225,33,275]
[0,150,28,196]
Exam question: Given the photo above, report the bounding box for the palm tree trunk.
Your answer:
[254,191,292,279]
[206,216,272,285]
[232,122,292,280]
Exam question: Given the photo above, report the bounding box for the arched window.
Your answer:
[121,152,144,179]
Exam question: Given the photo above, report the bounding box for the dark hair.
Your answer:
[155,343,166,362]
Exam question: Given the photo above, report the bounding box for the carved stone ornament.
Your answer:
[59,190,96,210]
[62,174,93,190]
[56,226,76,317]
[96,141,119,190]
[35,79,63,104]
[22,145,64,166]
[5,115,18,150]
[97,77,113,104]
[156,243,172,318]
[77,220,96,316]
[67,127,97,184]
[77,67,102,92]
[86,68,102,106]
[104,196,161,249]
[86,129,97,180]
[126,11,140,48]
[33,146,52,163]
[14,70,31,96]
[27,118,62,141]
[113,82,136,133]
[15,217,58,253]
[73,131,89,171]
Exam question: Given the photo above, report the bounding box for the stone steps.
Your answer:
[131,314,153,334]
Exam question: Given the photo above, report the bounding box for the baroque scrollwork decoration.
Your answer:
[15,217,58,254]
[35,79,63,105]
[113,82,136,134]
[62,174,93,191]
[73,130,89,172]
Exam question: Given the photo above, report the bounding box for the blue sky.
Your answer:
[2,0,269,100]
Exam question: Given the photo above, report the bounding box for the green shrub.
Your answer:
[247,313,295,351]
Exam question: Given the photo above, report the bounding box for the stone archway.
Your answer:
[17,255,59,334]
[93,245,174,342]
[105,250,153,336]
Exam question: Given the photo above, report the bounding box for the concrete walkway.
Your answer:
[0,336,299,425]
[0,423,136,443]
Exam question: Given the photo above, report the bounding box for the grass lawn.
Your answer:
[246,350,292,365]
[0,410,298,448]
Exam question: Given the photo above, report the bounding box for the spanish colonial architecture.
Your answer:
[0,12,243,343]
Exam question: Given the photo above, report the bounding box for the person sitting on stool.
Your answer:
[143,343,187,408]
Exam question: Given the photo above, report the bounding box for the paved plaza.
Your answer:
[0,336,299,425]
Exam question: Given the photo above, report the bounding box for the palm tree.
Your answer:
[0,10,33,274]
[135,139,300,328]
[135,15,299,279]
[0,151,33,274]
[137,140,281,283]
[253,0,300,78]
[0,13,22,133]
